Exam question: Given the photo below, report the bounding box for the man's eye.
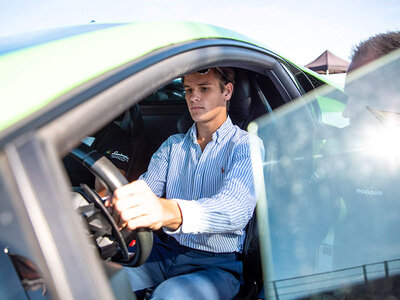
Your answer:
[185,89,192,94]
[200,87,208,92]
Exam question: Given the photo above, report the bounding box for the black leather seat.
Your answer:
[122,104,149,182]
[228,69,252,129]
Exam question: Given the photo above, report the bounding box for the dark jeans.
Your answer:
[123,231,243,300]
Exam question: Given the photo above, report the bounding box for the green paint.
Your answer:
[318,96,349,128]
[0,21,255,132]
[318,96,346,113]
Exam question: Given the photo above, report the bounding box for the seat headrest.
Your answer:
[228,70,252,127]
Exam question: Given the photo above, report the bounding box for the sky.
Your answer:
[0,0,399,68]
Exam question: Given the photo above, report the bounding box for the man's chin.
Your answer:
[189,113,206,123]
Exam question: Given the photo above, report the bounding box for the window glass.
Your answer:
[285,62,349,128]
[317,89,349,128]
[251,51,400,299]
[142,78,185,103]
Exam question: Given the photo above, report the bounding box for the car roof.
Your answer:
[0,21,263,134]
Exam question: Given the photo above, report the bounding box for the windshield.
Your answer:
[250,49,400,299]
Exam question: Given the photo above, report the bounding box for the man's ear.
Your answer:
[224,82,234,100]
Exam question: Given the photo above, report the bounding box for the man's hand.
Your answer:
[113,180,182,231]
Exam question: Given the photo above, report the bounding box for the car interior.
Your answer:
[60,66,297,299]
[120,68,287,181]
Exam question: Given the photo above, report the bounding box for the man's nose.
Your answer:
[189,90,200,102]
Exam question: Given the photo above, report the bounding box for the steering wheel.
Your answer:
[70,143,153,267]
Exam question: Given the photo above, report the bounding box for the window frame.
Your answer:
[1,41,314,298]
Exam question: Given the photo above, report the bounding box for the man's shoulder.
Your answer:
[228,125,264,157]
[163,133,187,148]
[229,125,253,144]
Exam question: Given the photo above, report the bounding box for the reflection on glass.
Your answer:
[251,50,400,299]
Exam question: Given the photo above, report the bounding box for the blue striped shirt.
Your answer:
[140,117,262,253]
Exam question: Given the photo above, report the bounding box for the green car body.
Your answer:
[0,21,341,134]
[0,22,252,132]
[1,21,354,300]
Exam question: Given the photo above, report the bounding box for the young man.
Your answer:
[112,67,263,299]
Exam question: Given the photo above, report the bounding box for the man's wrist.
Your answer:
[160,198,182,231]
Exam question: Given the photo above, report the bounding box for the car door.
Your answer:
[0,27,329,299]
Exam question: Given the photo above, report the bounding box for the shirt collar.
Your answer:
[189,117,234,144]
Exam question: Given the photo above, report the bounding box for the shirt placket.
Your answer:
[192,141,213,200]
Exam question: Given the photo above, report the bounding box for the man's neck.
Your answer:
[196,116,227,151]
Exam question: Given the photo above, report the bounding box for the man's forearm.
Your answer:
[160,198,182,231]
[174,194,255,234]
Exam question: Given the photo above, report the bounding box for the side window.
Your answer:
[138,78,188,172]
[254,73,287,111]
[284,62,349,128]
[283,61,322,94]
[143,78,185,104]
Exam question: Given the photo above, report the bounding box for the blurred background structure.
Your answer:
[305,50,349,75]
[305,50,350,86]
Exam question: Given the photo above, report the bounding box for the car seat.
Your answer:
[121,104,149,182]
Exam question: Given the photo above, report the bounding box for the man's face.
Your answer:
[183,69,233,126]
